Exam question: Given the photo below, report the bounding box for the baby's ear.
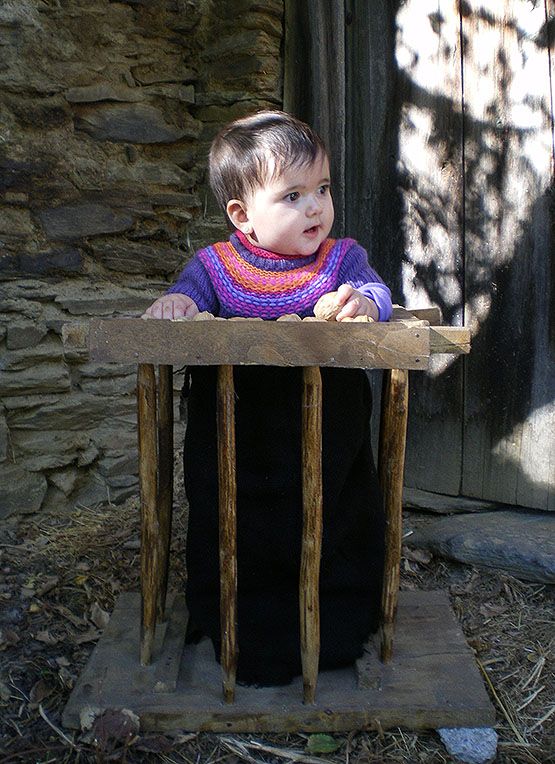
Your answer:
[226,199,252,234]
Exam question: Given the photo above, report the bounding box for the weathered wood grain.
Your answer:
[89,318,430,369]
[461,0,554,510]
[393,0,466,497]
[284,1,346,235]
[378,368,409,663]
[63,590,495,732]
[300,367,323,704]
[217,365,238,703]
[137,363,161,666]
[429,327,470,355]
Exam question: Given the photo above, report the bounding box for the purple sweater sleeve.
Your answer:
[337,242,393,321]
[166,256,219,313]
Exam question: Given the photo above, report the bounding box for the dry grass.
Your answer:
[0,500,553,764]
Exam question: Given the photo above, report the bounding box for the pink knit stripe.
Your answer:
[210,239,337,293]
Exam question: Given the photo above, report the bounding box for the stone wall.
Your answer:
[0,0,283,518]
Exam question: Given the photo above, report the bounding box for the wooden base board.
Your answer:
[62,590,495,733]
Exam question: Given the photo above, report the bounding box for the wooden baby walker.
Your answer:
[63,307,495,732]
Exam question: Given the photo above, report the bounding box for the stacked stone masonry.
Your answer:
[0,0,284,518]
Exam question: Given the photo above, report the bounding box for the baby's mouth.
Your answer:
[304,225,320,234]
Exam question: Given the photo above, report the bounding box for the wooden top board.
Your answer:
[88,316,470,370]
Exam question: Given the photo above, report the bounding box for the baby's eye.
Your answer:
[318,184,330,195]
[286,191,300,202]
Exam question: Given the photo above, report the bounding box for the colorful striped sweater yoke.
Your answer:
[167,230,392,320]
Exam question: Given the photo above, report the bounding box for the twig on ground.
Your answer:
[477,660,527,745]
[38,704,77,750]
[528,704,555,733]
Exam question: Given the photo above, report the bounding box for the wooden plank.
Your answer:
[461,0,555,510]
[344,0,399,272]
[391,305,443,325]
[89,318,430,369]
[405,307,442,325]
[137,364,161,666]
[403,487,500,514]
[385,0,466,497]
[300,367,323,704]
[283,0,346,235]
[378,369,409,662]
[429,327,470,355]
[217,365,238,703]
[59,592,187,707]
[63,590,495,732]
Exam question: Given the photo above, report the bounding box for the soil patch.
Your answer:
[0,502,553,763]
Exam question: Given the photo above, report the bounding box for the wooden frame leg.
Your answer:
[300,366,323,704]
[217,364,238,703]
[157,364,174,620]
[138,363,162,666]
[378,368,409,663]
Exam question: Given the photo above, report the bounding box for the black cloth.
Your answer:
[183,366,385,686]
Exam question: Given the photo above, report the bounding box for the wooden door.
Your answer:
[284,0,554,509]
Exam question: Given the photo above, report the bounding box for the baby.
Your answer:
[144,111,392,686]
[144,111,391,324]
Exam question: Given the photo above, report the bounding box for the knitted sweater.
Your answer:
[168,230,392,320]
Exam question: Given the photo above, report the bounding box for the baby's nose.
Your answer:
[306,194,323,214]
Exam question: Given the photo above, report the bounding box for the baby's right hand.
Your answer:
[142,294,199,319]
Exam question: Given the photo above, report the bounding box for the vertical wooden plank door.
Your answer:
[461,0,555,510]
[384,0,465,496]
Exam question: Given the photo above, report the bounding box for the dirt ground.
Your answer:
[0,497,553,764]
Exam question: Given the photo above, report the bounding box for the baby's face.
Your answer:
[240,153,334,256]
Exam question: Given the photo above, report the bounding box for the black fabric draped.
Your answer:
[183,366,385,686]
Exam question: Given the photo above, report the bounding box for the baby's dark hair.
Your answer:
[208,110,328,211]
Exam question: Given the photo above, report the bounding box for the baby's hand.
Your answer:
[142,294,199,319]
[335,284,378,321]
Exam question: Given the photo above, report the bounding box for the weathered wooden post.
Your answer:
[217,364,238,703]
[137,363,161,665]
[300,366,323,704]
[378,367,409,663]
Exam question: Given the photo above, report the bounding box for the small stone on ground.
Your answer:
[438,727,498,764]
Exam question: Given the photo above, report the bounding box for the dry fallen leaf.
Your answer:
[34,629,59,646]
[402,546,432,565]
[0,628,20,650]
[29,678,53,707]
[73,628,102,645]
[51,603,87,628]
[85,708,140,751]
[36,575,59,596]
[90,602,110,630]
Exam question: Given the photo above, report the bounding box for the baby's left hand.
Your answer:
[334,284,379,321]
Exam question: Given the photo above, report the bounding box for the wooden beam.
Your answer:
[217,365,238,703]
[300,366,323,704]
[429,327,471,355]
[406,307,442,325]
[89,318,430,369]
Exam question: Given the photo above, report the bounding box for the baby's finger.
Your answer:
[159,301,172,319]
[184,302,199,318]
[336,283,354,305]
[150,301,165,319]
[336,296,360,321]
